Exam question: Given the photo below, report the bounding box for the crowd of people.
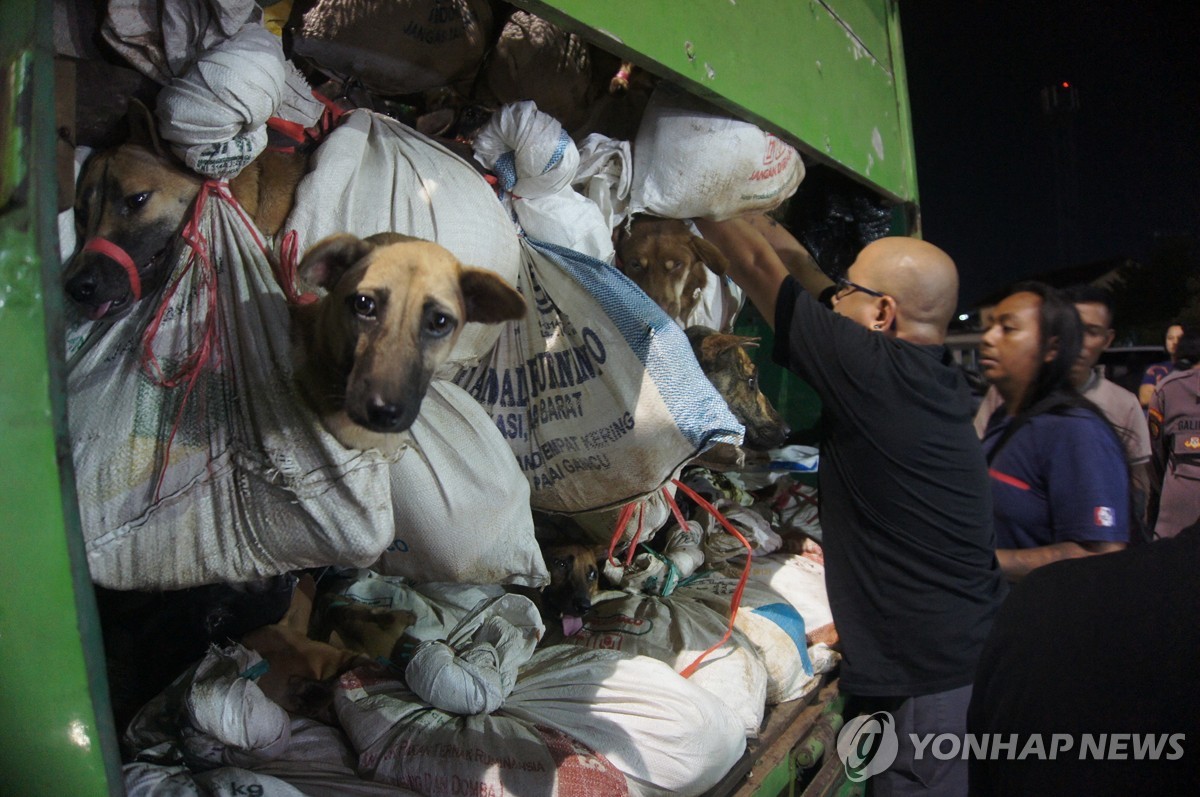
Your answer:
[699,214,1198,796]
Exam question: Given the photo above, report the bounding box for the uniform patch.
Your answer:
[1185,436,1200,450]
[1094,506,1115,527]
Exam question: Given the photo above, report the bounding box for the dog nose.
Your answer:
[365,396,404,429]
[66,272,98,302]
[572,597,592,614]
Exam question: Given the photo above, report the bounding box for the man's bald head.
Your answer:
[853,237,960,344]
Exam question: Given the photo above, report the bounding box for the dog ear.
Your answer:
[690,236,731,276]
[298,234,376,290]
[699,332,756,359]
[460,268,527,324]
[126,99,169,159]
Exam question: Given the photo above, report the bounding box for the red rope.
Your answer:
[607,501,638,567]
[139,181,229,500]
[82,237,141,300]
[277,231,318,305]
[668,479,754,678]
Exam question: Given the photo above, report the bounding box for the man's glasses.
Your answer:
[834,277,886,300]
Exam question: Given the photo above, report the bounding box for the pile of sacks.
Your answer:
[68,3,830,795]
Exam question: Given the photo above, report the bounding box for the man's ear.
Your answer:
[875,296,898,332]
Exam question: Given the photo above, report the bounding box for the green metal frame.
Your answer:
[0,1,917,793]
[515,0,919,206]
[0,1,124,795]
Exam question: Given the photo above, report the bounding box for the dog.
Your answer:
[240,574,372,720]
[538,542,605,637]
[64,100,310,321]
[686,325,789,452]
[290,232,526,453]
[615,215,731,325]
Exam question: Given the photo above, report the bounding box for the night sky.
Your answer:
[898,0,1200,309]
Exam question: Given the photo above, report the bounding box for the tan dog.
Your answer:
[540,542,605,636]
[64,100,309,320]
[686,325,789,451]
[290,232,526,453]
[615,215,731,325]
[240,575,370,720]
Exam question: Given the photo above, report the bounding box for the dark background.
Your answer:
[898,0,1200,311]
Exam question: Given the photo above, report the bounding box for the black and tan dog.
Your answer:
[539,542,605,637]
[291,232,526,453]
[615,215,731,325]
[686,325,789,452]
[65,101,309,320]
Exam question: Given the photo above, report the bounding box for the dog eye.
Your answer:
[587,568,598,581]
[553,558,567,569]
[664,260,683,272]
[747,376,757,390]
[348,294,376,319]
[125,191,151,211]
[627,259,646,273]
[424,310,455,337]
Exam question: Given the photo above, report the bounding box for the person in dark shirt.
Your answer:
[968,522,1200,797]
[697,214,1006,796]
[977,283,1128,581]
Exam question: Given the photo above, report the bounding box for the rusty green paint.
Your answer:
[515,0,919,203]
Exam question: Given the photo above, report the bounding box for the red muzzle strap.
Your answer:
[82,237,141,301]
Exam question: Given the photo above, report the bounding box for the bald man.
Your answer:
[697,215,1006,797]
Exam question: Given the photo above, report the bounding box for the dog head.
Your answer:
[541,542,604,636]
[615,216,730,324]
[686,325,789,450]
[64,101,201,320]
[292,232,526,452]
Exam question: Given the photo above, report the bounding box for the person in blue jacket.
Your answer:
[977,282,1129,581]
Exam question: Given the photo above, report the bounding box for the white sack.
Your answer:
[156,26,285,178]
[681,572,820,704]
[570,483,678,550]
[405,593,543,715]
[745,553,835,633]
[283,109,523,365]
[562,590,768,736]
[335,646,744,797]
[373,380,547,586]
[185,645,290,757]
[68,186,396,589]
[451,240,743,513]
[474,101,615,261]
[630,83,804,221]
[102,0,324,147]
[123,762,309,797]
[574,133,633,231]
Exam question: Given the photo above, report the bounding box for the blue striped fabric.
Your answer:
[526,239,743,451]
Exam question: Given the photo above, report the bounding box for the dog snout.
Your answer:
[572,595,593,614]
[364,395,407,430]
[65,269,99,302]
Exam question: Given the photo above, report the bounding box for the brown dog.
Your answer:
[686,325,789,451]
[615,215,731,325]
[540,542,605,636]
[240,574,370,720]
[290,232,526,453]
[64,101,309,320]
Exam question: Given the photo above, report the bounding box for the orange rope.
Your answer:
[668,479,754,678]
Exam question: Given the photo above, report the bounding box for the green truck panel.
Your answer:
[0,1,917,792]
